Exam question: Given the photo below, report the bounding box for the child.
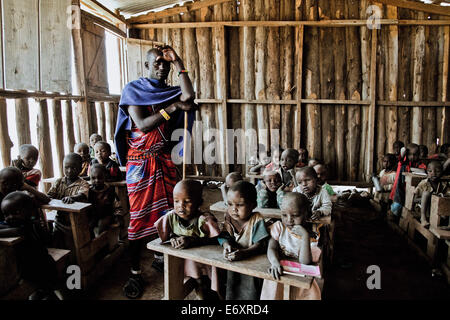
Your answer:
[220,172,243,204]
[296,148,309,168]
[278,148,299,190]
[74,142,91,177]
[414,161,450,227]
[89,133,103,158]
[313,164,337,201]
[249,144,272,174]
[155,180,220,299]
[47,153,89,250]
[11,144,42,188]
[393,140,405,158]
[261,192,321,300]
[256,170,285,209]
[0,191,60,300]
[90,141,122,182]
[308,158,320,167]
[88,164,124,237]
[419,145,428,160]
[293,167,332,220]
[219,180,270,300]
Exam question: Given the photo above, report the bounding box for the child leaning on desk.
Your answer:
[155,179,221,300]
[261,192,321,300]
[218,180,270,300]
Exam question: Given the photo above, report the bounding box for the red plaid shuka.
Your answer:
[125,106,177,240]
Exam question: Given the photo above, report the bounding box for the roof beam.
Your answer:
[373,0,450,16]
[127,0,234,24]
[81,0,128,25]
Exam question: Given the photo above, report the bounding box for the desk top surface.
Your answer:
[0,236,22,246]
[43,177,127,187]
[210,201,331,225]
[41,199,92,213]
[147,238,314,289]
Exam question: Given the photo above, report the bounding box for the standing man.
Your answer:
[115,45,196,298]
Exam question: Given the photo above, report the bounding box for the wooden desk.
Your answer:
[147,238,314,300]
[210,201,331,225]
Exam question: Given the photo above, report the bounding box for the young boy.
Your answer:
[90,141,122,182]
[256,170,286,208]
[88,164,124,237]
[220,172,243,204]
[74,142,92,177]
[89,133,103,158]
[11,144,42,188]
[0,191,60,300]
[414,161,450,227]
[47,153,89,250]
[279,148,299,190]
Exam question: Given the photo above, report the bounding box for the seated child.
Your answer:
[419,144,428,160]
[155,180,220,299]
[0,191,60,300]
[256,170,285,208]
[89,141,122,182]
[261,192,321,300]
[219,180,270,300]
[313,164,337,201]
[89,133,103,158]
[88,164,124,238]
[74,142,92,177]
[47,153,89,250]
[249,144,272,174]
[296,148,309,168]
[293,166,332,220]
[11,144,42,188]
[278,148,299,190]
[220,172,243,204]
[414,161,450,227]
[393,140,405,159]
[373,154,397,204]
[308,158,320,167]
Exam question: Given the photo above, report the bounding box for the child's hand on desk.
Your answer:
[310,210,321,220]
[268,262,282,280]
[170,236,191,249]
[224,249,245,261]
[62,196,75,204]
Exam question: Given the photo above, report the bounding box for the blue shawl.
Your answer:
[114,77,194,166]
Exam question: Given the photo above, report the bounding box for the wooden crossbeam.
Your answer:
[374,0,450,16]
[81,0,127,25]
[127,0,234,24]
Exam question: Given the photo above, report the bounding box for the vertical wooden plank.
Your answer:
[0,1,4,89]
[386,5,398,154]
[367,28,378,179]
[50,99,65,176]
[95,102,106,141]
[441,26,449,144]
[332,0,346,180]
[62,100,76,153]
[126,39,144,81]
[376,26,387,170]
[294,25,304,151]
[105,102,116,144]
[412,11,425,145]
[0,99,12,167]
[163,253,185,300]
[37,99,54,182]
[40,0,72,92]
[72,100,82,144]
[14,99,31,146]
[3,0,39,90]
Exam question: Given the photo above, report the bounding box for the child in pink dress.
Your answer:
[261,192,321,300]
[155,179,221,300]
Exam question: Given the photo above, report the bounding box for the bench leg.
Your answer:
[164,253,185,300]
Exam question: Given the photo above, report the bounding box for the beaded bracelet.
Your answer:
[178,70,189,76]
[159,109,171,121]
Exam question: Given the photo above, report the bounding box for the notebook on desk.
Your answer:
[280,260,321,278]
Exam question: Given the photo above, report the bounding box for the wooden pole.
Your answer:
[50,99,65,176]
[319,0,336,178]
[36,99,54,185]
[62,100,76,153]
[95,101,106,140]
[183,111,188,180]
[0,99,12,167]
[72,100,82,144]
[14,98,31,146]
[367,28,378,178]
[294,0,303,151]
[104,101,116,144]
[376,28,387,166]
[412,11,425,144]
[441,26,449,144]
[332,0,346,180]
[304,0,321,161]
[345,0,362,181]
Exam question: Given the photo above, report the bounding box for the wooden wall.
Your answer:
[134,0,450,181]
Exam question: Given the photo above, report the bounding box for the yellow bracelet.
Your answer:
[160,109,171,121]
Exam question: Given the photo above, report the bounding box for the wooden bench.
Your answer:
[42,199,124,289]
[0,236,70,299]
[147,238,318,300]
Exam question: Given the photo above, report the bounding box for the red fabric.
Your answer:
[23,169,41,187]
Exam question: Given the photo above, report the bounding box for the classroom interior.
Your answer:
[0,0,449,300]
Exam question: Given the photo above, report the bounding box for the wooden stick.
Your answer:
[0,99,12,167]
[183,111,188,180]
[412,11,425,144]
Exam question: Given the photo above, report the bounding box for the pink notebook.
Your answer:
[280,260,321,278]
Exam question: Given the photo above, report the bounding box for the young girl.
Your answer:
[155,180,221,300]
[261,192,321,300]
[293,167,332,220]
[219,180,270,300]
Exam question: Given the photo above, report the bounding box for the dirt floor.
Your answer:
[78,187,449,300]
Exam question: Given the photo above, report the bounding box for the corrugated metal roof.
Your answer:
[96,0,188,18]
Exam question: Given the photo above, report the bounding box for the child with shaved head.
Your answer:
[256,169,286,208]
[155,180,221,299]
[279,148,299,190]
[220,172,243,204]
[89,141,122,182]
[89,133,103,158]
[12,144,41,188]
[74,142,91,177]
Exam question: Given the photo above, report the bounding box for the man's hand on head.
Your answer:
[156,45,180,63]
